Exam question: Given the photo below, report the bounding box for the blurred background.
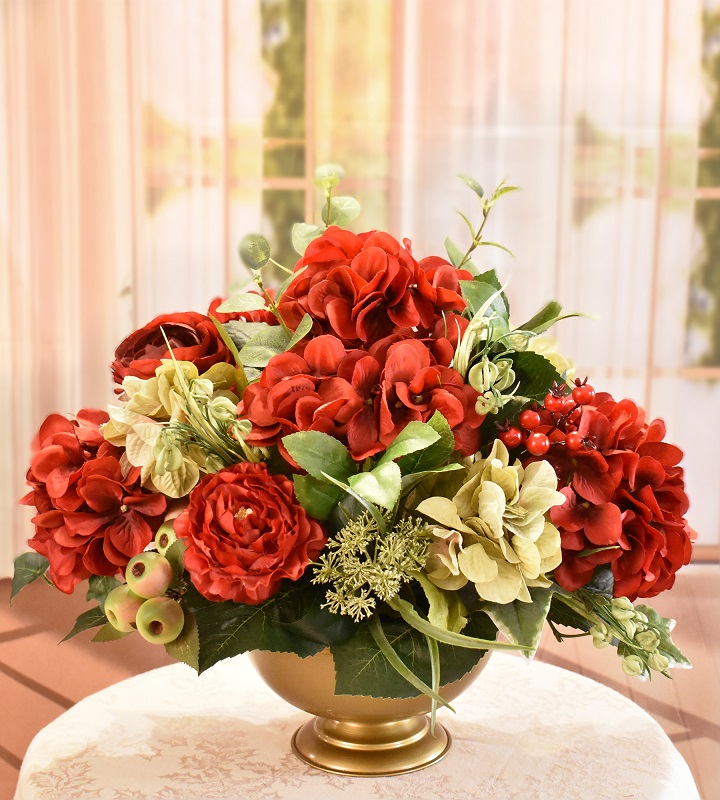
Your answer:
[2,0,720,574]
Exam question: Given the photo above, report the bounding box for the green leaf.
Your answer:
[460,279,509,322]
[476,268,503,292]
[238,233,271,269]
[215,292,267,314]
[516,301,564,336]
[62,606,107,642]
[478,240,514,257]
[86,575,121,612]
[165,539,187,583]
[238,325,291,368]
[484,588,553,658]
[275,579,356,647]
[508,351,563,402]
[293,474,344,520]
[292,223,324,256]
[444,237,465,267]
[348,461,402,510]
[211,317,248,394]
[165,610,200,670]
[222,320,271,349]
[282,430,355,482]
[376,420,440,467]
[547,594,592,633]
[321,472,386,532]
[490,184,520,201]
[185,584,327,672]
[10,553,49,602]
[91,623,131,643]
[286,313,313,350]
[457,173,484,198]
[415,573,467,633]
[398,411,456,475]
[322,196,361,227]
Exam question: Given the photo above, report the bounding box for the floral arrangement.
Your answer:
[13,169,693,710]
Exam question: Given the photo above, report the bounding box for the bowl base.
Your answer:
[291,714,451,777]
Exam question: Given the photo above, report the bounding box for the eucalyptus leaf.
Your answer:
[10,552,49,602]
[222,320,271,350]
[322,196,361,227]
[238,325,291,368]
[238,233,271,269]
[314,162,345,188]
[292,223,324,256]
[282,431,355,481]
[215,292,267,314]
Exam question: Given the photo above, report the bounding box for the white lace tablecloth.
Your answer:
[15,652,699,800]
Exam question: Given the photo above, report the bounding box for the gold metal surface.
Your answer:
[249,648,489,776]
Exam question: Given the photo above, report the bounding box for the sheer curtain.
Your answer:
[0,0,714,578]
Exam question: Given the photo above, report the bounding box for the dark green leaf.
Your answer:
[165,609,200,670]
[282,431,355,482]
[86,575,121,612]
[547,594,591,632]
[62,606,107,642]
[460,279,509,323]
[509,351,563,402]
[186,584,327,673]
[11,552,49,602]
[91,623,131,642]
[484,588,553,657]
[398,411,456,475]
[276,580,356,648]
[293,474,344,520]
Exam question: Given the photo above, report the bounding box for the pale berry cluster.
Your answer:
[498,378,596,457]
[103,523,184,645]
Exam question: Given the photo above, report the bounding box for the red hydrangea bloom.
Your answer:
[112,311,234,384]
[176,462,327,604]
[277,227,472,346]
[239,334,483,462]
[21,410,166,593]
[541,393,695,600]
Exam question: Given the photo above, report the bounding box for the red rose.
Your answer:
[112,311,233,384]
[176,462,327,604]
[277,227,471,346]
[21,410,166,593]
[542,394,695,600]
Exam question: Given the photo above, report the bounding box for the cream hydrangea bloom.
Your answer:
[417,440,565,604]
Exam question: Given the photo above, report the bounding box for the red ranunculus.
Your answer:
[175,462,327,604]
[277,227,472,346]
[21,410,166,593]
[112,311,233,384]
[544,394,695,600]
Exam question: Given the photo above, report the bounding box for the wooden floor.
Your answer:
[0,565,718,800]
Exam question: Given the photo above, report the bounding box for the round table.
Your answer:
[15,652,699,800]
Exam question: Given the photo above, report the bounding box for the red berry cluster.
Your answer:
[497,378,596,457]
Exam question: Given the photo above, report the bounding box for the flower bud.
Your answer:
[612,597,634,611]
[648,653,669,672]
[635,630,660,652]
[634,611,648,624]
[611,606,635,621]
[189,378,214,402]
[621,655,645,677]
[620,618,637,639]
[208,396,237,425]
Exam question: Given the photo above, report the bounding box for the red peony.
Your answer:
[544,394,695,600]
[111,311,234,384]
[175,462,327,604]
[21,410,166,593]
[277,227,471,346]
